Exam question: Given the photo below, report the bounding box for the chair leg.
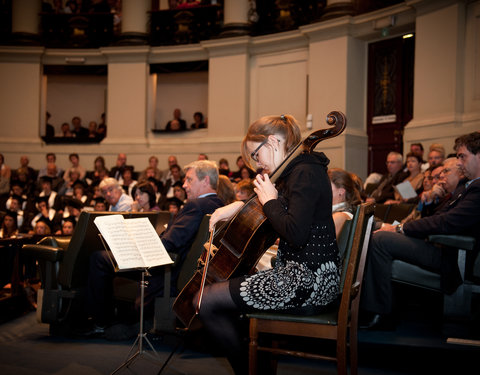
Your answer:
[349,326,358,375]
[336,334,347,375]
[249,319,258,375]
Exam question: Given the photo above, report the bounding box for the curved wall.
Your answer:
[1,0,479,180]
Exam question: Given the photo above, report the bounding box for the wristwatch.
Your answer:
[395,224,404,234]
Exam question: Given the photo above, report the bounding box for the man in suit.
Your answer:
[109,153,135,182]
[361,132,480,329]
[165,108,187,131]
[85,160,224,335]
[366,152,409,204]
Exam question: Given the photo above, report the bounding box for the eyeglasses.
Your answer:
[250,139,268,162]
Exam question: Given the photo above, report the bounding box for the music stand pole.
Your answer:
[111,269,163,375]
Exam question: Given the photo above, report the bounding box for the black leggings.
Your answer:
[196,281,248,375]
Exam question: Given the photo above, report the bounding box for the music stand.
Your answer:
[110,269,166,374]
[96,234,166,375]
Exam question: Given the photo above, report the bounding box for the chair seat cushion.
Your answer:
[247,308,338,326]
[391,260,441,291]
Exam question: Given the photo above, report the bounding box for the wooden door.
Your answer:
[367,35,414,175]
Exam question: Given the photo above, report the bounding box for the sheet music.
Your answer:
[124,218,173,267]
[94,215,173,270]
[94,215,145,269]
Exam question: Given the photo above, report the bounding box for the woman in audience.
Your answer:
[87,156,109,184]
[235,179,255,202]
[328,168,362,237]
[0,211,18,239]
[386,152,424,204]
[217,175,237,205]
[131,182,160,212]
[121,167,137,197]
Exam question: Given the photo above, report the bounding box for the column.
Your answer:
[116,0,150,45]
[11,0,41,44]
[220,0,250,37]
[321,0,355,20]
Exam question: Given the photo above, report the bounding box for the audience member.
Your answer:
[386,152,424,204]
[0,153,10,198]
[121,167,137,197]
[162,155,183,184]
[71,181,87,202]
[58,168,84,197]
[97,113,107,140]
[165,108,187,131]
[71,116,89,138]
[427,143,446,169]
[32,218,51,236]
[60,122,73,137]
[30,196,61,234]
[37,176,63,211]
[64,153,87,182]
[191,111,206,129]
[15,156,37,183]
[361,132,480,330]
[37,153,65,182]
[45,111,55,138]
[329,168,362,237]
[99,177,133,212]
[234,179,254,202]
[0,211,19,239]
[218,158,232,179]
[417,164,446,217]
[6,194,26,232]
[217,175,236,205]
[109,153,134,182]
[172,183,187,204]
[366,152,408,204]
[87,156,109,185]
[131,182,160,212]
[92,197,107,211]
[60,217,76,236]
[161,163,184,203]
[84,160,224,335]
[410,142,424,160]
[88,121,98,139]
[138,156,163,182]
[198,153,208,160]
[231,156,255,182]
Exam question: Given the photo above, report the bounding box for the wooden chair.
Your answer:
[247,202,375,375]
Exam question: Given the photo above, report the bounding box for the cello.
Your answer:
[173,111,347,328]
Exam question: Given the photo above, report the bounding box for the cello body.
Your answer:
[173,111,346,328]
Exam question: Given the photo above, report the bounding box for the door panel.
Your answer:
[367,35,414,174]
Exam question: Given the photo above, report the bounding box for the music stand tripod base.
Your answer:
[111,269,164,375]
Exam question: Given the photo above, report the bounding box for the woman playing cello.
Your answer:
[196,114,341,374]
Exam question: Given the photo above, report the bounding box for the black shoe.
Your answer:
[359,313,396,331]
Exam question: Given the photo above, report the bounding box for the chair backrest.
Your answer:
[155,210,172,235]
[336,217,354,261]
[58,210,161,289]
[338,205,361,290]
[337,202,375,324]
[176,214,211,292]
[384,203,416,224]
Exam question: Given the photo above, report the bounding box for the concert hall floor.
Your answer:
[0,306,478,375]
